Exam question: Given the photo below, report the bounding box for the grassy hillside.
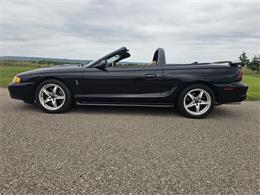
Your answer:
[0,60,51,67]
[0,66,38,87]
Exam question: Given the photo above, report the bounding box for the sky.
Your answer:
[0,0,259,63]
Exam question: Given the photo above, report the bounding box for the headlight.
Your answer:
[12,76,21,83]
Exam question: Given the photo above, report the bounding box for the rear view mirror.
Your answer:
[94,60,107,71]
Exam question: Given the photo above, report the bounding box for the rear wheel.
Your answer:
[35,79,72,113]
[177,84,215,118]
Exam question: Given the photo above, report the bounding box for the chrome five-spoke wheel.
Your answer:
[36,79,72,113]
[183,88,211,116]
[178,84,215,118]
[39,84,66,111]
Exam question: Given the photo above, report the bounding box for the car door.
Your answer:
[78,66,136,102]
[124,65,170,103]
[79,64,169,103]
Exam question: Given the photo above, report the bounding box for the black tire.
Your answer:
[177,84,215,118]
[35,79,72,113]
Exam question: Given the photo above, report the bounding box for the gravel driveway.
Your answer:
[0,88,259,194]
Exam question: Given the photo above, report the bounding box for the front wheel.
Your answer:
[177,84,215,118]
[35,79,72,113]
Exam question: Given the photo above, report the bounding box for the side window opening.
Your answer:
[106,49,163,68]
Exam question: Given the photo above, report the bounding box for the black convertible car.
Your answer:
[8,47,248,118]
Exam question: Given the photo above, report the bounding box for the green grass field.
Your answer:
[0,65,259,100]
[243,74,260,100]
[0,66,38,87]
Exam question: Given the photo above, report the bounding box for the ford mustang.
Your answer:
[8,47,248,118]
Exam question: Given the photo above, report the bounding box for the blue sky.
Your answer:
[0,0,259,63]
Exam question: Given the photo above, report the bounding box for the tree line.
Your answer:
[239,52,260,73]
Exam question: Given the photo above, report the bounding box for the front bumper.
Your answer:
[214,81,248,104]
[8,82,35,102]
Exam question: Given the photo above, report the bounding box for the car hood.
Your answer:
[17,64,82,76]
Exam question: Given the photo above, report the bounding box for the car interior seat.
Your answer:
[152,48,166,65]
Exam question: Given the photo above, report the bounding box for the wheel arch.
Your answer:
[33,77,74,100]
[175,81,217,104]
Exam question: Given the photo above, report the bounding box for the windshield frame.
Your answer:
[85,47,129,68]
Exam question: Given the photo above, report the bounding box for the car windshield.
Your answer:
[85,55,121,67]
[85,47,128,67]
[85,61,95,67]
[107,55,120,64]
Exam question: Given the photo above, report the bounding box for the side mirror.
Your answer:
[94,60,107,71]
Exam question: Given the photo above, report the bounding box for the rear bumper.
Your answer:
[214,81,248,104]
[8,82,35,103]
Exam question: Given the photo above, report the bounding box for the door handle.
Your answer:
[145,74,157,79]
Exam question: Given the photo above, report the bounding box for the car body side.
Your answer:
[8,63,248,106]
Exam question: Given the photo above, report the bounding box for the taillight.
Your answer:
[237,70,243,81]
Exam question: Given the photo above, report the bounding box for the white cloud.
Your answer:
[0,0,259,63]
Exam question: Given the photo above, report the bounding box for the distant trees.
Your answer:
[249,56,260,73]
[38,60,64,65]
[239,52,260,73]
[239,52,250,66]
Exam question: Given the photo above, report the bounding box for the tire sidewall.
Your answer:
[35,79,72,113]
[178,84,215,118]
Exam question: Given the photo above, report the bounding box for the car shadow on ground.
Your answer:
[209,105,243,119]
[17,103,242,119]
[73,105,242,119]
[73,105,179,117]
